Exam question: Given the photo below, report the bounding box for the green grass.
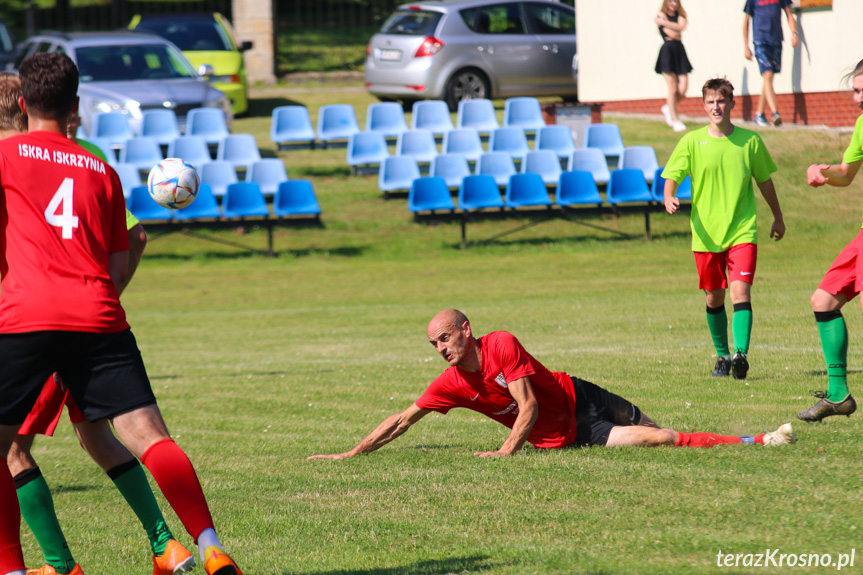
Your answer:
[21,84,863,574]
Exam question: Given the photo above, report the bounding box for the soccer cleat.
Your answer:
[771,112,783,127]
[754,113,769,127]
[711,355,731,377]
[762,423,797,446]
[731,352,749,380]
[661,104,673,126]
[153,539,196,575]
[27,565,84,575]
[797,392,857,423]
[204,546,243,575]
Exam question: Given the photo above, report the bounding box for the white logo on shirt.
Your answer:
[492,401,519,416]
[495,373,507,388]
[470,393,479,401]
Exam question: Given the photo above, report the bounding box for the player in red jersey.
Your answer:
[308,309,796,461]
[0,53,241,575]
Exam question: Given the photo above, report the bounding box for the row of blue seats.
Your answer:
[90,133,264,172]
[128,181,321,223]
[85,108,231,146]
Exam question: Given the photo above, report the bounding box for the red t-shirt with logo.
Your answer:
[0,131,129,333]
[416,331,578,448]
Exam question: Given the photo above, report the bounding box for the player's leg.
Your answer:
[677,72,688,103]
[607,423,795,448]
[761,70,776,117]
[727,243,756,380]
[697,251,731,377]
[0,425,27,575]
[752,43,772,125]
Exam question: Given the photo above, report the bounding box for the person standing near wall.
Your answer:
[655,0,692,133]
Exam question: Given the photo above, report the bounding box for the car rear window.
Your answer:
[461,5,526,34]
[136,20,233,51]
[379,10,442,35]
[76,44,197,82]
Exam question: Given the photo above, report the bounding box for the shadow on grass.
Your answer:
[285,555,500,575]
[52,484,98,495]
[246,97,306,119]
[445,227,692,250]
[807,369,863,378]
[143,245,368,261]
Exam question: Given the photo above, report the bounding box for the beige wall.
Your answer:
[576,0,863,102]
[232,0,277,84]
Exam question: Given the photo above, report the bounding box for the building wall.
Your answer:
[576,0,863,126]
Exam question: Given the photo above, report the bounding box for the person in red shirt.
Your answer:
[0,53,241,575]
[308,309,796,461]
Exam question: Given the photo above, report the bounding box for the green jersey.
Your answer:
[663,125,777,252]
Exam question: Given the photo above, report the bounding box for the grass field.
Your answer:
[21,85,863,574]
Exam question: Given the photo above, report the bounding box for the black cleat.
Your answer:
[731,352,749,380]
[712,356,731,377]
[797,392,857,422]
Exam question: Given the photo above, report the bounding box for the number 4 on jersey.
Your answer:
[44,178,79,239]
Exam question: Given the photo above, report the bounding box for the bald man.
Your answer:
[309,309,796,460]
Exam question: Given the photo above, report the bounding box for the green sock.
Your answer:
[706,305,730,356]
[732,302,753,354]
[108,459,174,556]
[15,467,77,574]
[815,311,849,402]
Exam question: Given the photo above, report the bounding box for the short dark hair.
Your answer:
[19,52,78,122]
[0,72,26,133]
[702,77,734,101]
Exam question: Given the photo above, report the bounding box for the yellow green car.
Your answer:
[130,12,251,116]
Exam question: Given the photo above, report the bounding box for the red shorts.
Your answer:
[818,230,863,301]
[693,243,758,291]
[17,375,86,436]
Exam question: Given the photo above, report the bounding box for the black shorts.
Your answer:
[0,329,157,426]
[570,377,644,447]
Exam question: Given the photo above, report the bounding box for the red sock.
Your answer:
[141,439,214,541]
[675,432,744,448]
[753,433,766,445]
[0,459,25,573]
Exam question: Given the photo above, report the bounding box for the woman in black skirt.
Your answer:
[654,0,692,132]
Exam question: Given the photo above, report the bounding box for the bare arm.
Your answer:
[784,6,799,48]
[307,403,431,460]
[743,14,752,60]
[756,178,785,241]
[807,160,862,188]
[474,377,539,458]
[663,178,680,214]
[116,223,147,296]
[109,250,130,293]
[660,15,687,33]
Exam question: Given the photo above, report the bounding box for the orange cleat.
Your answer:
[27,565,84,575]
[203,546,243,575]
[153,539,196,575]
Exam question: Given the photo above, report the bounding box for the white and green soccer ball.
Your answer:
[147,158,200,209]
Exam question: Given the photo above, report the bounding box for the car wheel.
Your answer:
[444,68,489,111]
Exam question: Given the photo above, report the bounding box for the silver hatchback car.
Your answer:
[365,0,577,110]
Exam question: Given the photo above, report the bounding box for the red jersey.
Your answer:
[416,331,578,448]
[0,131,129,333]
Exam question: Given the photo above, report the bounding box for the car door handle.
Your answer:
[542,44,559,54]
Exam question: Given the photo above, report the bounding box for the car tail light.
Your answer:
[366,44,371,55]
[414,36,444,58]
[407,85,426,92]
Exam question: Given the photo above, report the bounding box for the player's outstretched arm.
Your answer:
[307,403,430,461]
[807,161,861,188]
[756,178,785,241]
[475,377,539,458]
[663,178,680,214]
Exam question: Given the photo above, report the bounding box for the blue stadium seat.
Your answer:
[246,159,289,196]
[270,106,316,150]
[477,151,517,188]
[396,129,438,164]
[489,127,530,163]
[606,168,654,205]
[366,102,409,140]
[128,185,173,221]
[91,112,134,147]
[167,136,213,169]
[85,138,118,165]
[119,137,163,172]
[408,176,455,213]
[456,99,499,135]
[620,146,660,184]
[346,131,390,174]
[216,134,262,170]
[274,180,322,217]
[556,171,603,207]
[521,150,562,187]
[378,156,421,195]
[185,107,230,145]
[585,123,625,162]
[458,174,505,211]
[442,128,484,162]
[140,109,181,146]
[200,161,238,197]
[503,97,546,132]
[430,153,472,189]
[505,173,552,208]
[411,100,454,136]
[651,168,692,202]
[568,148,611,185]
[316,104,360,147]
[536,125,576,161]
[223,182,271,218]
[113,163,144,199]
[174,184,221,220]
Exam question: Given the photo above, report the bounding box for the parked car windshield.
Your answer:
[379,10,442,35]
[135,20,233,51]
[76,43,197,82]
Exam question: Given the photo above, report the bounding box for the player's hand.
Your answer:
[744,46,752,61]
[770,218,785,241]
[307,452,353,461]
[474,450,513,458]
[807,164,830,187]
[664,196,680,214]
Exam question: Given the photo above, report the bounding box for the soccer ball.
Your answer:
[147,158,200,209]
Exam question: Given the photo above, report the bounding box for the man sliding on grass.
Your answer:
[308,309,795,460]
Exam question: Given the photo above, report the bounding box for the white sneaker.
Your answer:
[661,104,673,126]
[763,423,797,446]
[672,121,686,132]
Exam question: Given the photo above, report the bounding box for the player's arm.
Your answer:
[119,223,147,296]
[755,178,785,241]
[307,403,431,461]
[743,14,752,60]
[109,250,130,293]
[807,160,862,188]
[784,6,799,48]
[475,376,539,458]
[663,178,680,214]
